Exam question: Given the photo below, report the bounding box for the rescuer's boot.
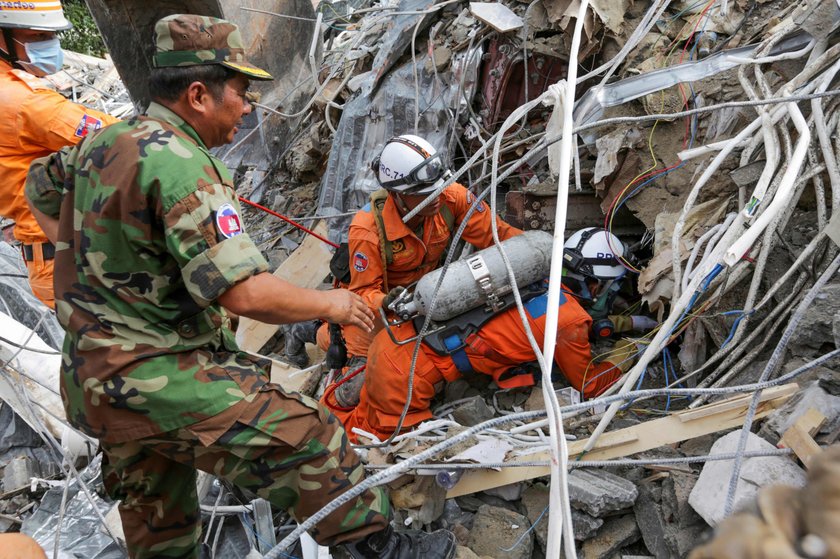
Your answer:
[345,524,456,559]
[333,356,367,408]
[283,320,320,368]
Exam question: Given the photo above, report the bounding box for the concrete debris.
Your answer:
[469,3,523,34]
[688,431,808,526]
[568,469,640,517]
[6,0,840,557]
[521,483,603,548]
[468,504,533,559]
[451,396,495,426]
[788,284,840,358]
[580,515,641,559]
[635,473,710,559]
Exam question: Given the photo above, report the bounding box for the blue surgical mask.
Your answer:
[16,38,63,77]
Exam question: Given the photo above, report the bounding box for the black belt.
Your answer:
[21,242,55,262]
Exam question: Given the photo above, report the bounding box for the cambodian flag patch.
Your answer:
[215,203,243,239]
[353,251,369,272]
[74,114,102,138]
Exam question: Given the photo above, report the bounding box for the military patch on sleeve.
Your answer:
[466,190,485,212]
[75,114,103,138]
[215,203,243,239]
[353,251,369,272]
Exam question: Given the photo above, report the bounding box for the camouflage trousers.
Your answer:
[100,384,390,559]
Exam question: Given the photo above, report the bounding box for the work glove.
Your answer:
[382,286,406,310]
[606,339,638,374]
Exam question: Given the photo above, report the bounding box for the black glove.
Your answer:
[382,286,406,310]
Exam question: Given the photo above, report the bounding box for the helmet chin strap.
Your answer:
[393,193,411,215]
[0,28,19,67]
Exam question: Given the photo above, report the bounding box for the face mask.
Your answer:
[15,38,63,77]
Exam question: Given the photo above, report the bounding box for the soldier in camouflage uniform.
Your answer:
[25,14,455,559]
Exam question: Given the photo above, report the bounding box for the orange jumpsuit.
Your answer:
[0,61,119,308]
[317,183,522,356]
[328,288,635,443]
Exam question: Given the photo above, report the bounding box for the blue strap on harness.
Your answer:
[444,334,473,374]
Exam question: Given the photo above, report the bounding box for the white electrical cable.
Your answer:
[725,103,810,265]
[538,1,590,556]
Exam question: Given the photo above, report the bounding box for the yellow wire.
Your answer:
[607,0,715,273]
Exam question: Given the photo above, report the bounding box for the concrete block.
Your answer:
[484,482,524,502]
[3,456,34,491]
[521,483,602,551]
[635,475,710,559]
[581,515,640,559]
[633,482,669,559]
[688,431,807,526]
[451,396,494,427]
[467,505,533,559]
[568,469,639,517]
[788,284,840,358]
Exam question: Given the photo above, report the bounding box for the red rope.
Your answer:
[238,196,339,248]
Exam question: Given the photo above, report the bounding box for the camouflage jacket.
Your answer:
[25,103,270,443]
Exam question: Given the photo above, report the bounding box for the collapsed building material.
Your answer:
[688,431,808,526]
[8,0,840,557]
[235,221,332,353]
[447,383,797,497]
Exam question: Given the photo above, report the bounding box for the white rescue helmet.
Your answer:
[0,0,73,31]
[563,227,626,281]
[372,135,447,195]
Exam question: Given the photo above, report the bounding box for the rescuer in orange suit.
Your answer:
[0,0,119,308]
[284,134,522,367]
[327,228,658,442]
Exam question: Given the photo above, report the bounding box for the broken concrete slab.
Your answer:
[635,473,710,559]
[568,469,639,517]
[469,2,523,33]
[580,514,641,559]
[788,283,840,358]
[467,504,533,559]
[521,482,602,549]
[451,396,495,426]
[483,482,524,502]
[2,456,34,492]
[688,431,808,526]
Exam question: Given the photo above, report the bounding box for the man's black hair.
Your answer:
[149,65,237,103]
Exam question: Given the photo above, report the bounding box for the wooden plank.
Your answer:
[446,383,799,498]
[778,408,826,468]
[677,384,798,423]
[235,221,332,353]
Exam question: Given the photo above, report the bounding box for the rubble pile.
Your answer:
[1,0,840,558]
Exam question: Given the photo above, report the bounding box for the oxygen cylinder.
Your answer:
[404,230,553,321]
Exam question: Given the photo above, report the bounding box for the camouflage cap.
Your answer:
[153,14,272,81]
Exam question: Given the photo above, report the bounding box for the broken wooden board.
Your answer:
[446,383,799,498]
[778,408,826,468]
[235,221,332,353]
